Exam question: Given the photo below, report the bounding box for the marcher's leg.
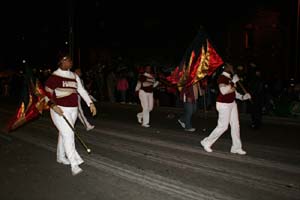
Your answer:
[184,102,193,129]
[77,96,85,125]
[69,108,85,165]
[139,90,150,127]
[178,102,187,128]
[50,107,83,175]
[146,92,154,125]
[56,134,69,164]
[229,103,246,155]
[201,103,231,151]
[78,97,94,130]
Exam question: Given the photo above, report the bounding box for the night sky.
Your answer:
[0,0,288,68]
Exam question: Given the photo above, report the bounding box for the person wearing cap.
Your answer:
[44,54,97,176]
[200,63,251,155]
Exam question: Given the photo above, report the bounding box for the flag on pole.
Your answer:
[167,27,224,90]
[6,68,49,132]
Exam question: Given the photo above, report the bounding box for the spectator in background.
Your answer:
[248,67,264,129]
[106,69,117,103]
[116,72,129,104]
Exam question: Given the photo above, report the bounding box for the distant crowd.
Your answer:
[1,60,300,118]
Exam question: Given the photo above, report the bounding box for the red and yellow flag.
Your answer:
[167,29,224,90]
[6,79,49,132]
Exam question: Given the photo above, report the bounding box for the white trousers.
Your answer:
[202,101,243,151]
[78,96,93,128]
[137,90,154,126]
[50,106,84,167]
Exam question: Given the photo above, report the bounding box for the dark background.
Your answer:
[0,0,299,80]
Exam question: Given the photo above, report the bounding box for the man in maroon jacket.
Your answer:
[45,54,97,175]
[200,63,251,155]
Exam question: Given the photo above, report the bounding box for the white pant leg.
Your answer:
[203,102,232,147]
[50,106,84,167]
[57,134,65,161]
[229,102,242,151]
[138,90,153,125]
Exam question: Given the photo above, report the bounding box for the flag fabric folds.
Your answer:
[6,70,49,132]
[167,28,224,90]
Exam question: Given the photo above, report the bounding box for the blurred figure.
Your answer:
[248,67,264,129]
[116,72,129,104]
[177,82,201,132]
[75,68,95,131]
[106,69,117,103]
[135,65,159,128]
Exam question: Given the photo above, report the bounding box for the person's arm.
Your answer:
[44,76,64,116]
[153,80,159,88]
[135,81,141,91]
[76,74,97,116]
[235,91,243,100]
[76,75,92,105]
[219,83,235,95]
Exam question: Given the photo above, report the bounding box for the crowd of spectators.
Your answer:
[1,59,299,119]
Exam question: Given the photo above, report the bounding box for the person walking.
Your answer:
[45,54,97,175]
[200,63,251,155]
[177,82,201,132]
[74,68,95,131]
[135,65,159,128]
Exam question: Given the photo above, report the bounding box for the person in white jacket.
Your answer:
[135,65,159,128]
[45,54,97,176]
[75,68,95,131]
[200,63,251,155]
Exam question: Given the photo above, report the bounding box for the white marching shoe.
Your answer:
[200,140,213,153]
[230,149,247,155]
[137,114,142,124]
[72,165,83,176]
[57,159,70,165]
[177,119,185,129]
[86,125,95,131]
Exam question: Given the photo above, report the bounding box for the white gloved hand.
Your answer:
[232,74,240,83]
[52,105,64,116]
[243,93,251,100]
[90,103,97,116]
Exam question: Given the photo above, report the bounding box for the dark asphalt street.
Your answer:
[1,99,300,200]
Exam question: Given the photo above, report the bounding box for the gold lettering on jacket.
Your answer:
[62,81,77,88]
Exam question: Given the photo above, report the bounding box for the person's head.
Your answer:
[58,54,73,70]
[144,65,152,73]
[223,62,234,74]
